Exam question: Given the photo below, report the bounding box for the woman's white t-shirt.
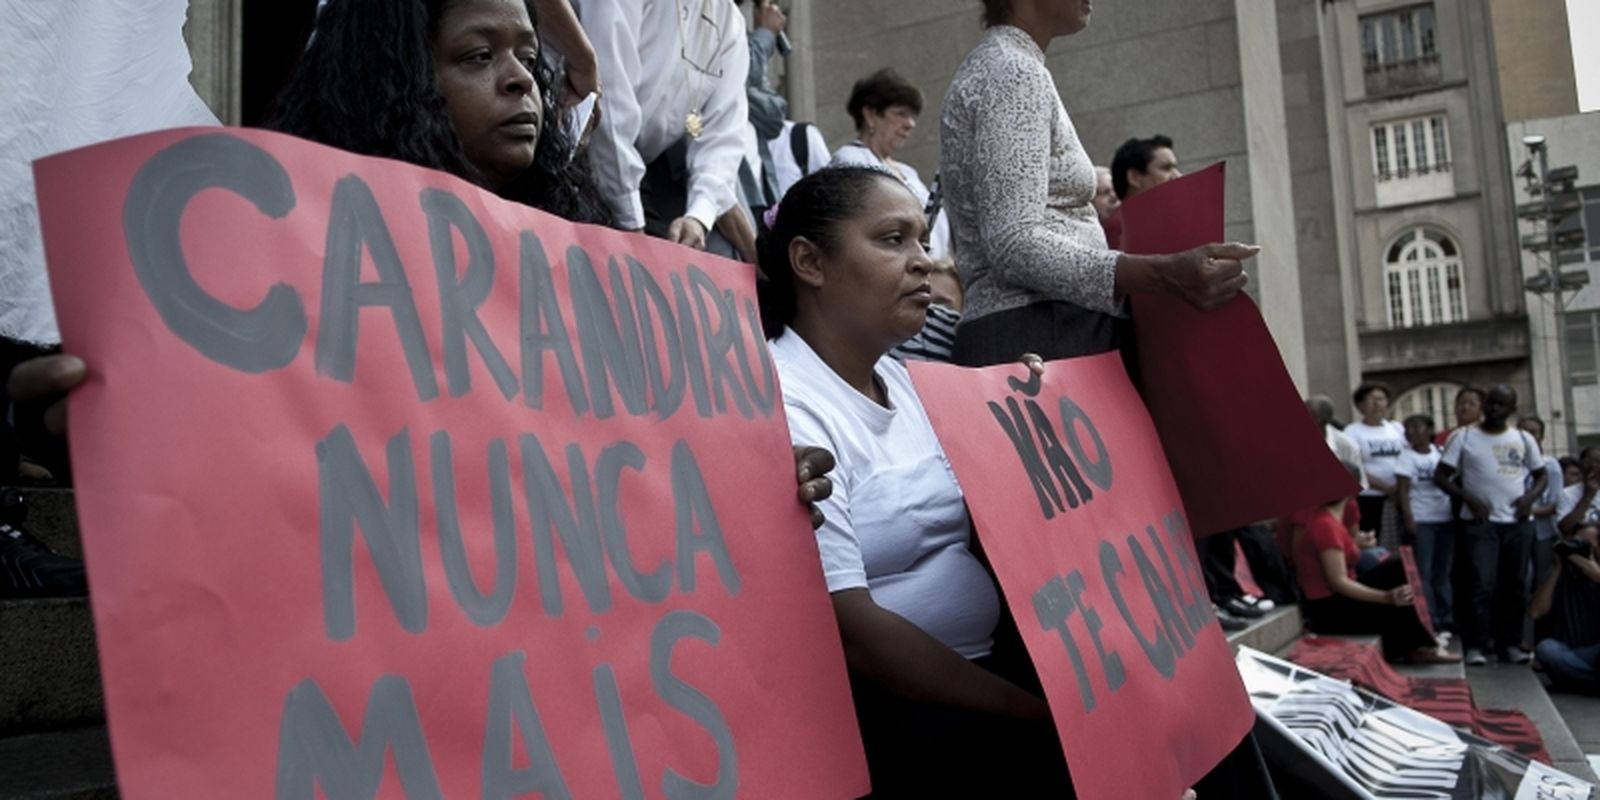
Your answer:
[1394,445,1451,524]
[770,329,999,659]
[1344,420,1407,497]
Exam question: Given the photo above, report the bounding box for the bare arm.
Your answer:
[1319,549,1409,606]
[1559,476,1600,535]
[1530,562,1562,620]
[1396,476,1416,533]
[1434,462,1488,522]
[831,588,1049,720]
[532,0,600,103]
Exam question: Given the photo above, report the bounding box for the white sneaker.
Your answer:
[1241,595,1276,612]
[1504,646,1532,664]
[1435,631,1453,649]
[1465,648,1487,666]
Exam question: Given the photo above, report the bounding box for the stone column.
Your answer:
[183,0,243,125]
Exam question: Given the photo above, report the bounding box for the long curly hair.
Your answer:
[267,0,610,225]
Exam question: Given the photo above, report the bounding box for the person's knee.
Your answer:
[1536,639,1567,666]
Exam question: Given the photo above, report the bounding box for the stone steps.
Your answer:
[1467,660,1599,783]
[2,488,114,797]
[0,727,117,799]
[1225,603,1303,655]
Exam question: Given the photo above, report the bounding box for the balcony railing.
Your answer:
[1363,53,1442,96]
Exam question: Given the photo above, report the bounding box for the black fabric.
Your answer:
[0,336,66,483]
[1238,523,1297,606]
[848,656,1073,798]
[1203,528,1245,603]
[1303,557,1435,661]
[952,300,1123,366]
[1539,558,1600,648]
[639,138,692,240]
[1356,494,1386,535]
[1462,521,1533,652]
[790,122,813,178]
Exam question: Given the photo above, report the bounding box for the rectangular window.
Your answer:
[1371,114,1450,182]
[1430,117,1449,170]
[1388,271,1406,326]
[1426,265,1443,322]
[1395,124,1410,178]
[1406,270,1423,326]
[1446,263,1464,321]
[1374,127,1390,181]
[1417,6,1436,55]
[1361,19,1379,70]
[1360,5,1437,68]
[1568,311,1600,387]
[1413,120,1430,173]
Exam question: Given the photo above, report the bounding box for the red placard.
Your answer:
[35,128,867,799]
[907,354,1255,800]
[1399,545,1437,637]
[1122,164,1358,536]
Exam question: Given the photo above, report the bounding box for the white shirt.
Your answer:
[1324,424,1367,489]
[1440,426,1544,523]
[0,0,218,346]
[829,142,951,261]
[766,121,830,200]
[770,329,1000,659]
[1344,420,1407,497]
[1395,445,1451,524]
[576,0,749,231]
[1556,483,1600,529]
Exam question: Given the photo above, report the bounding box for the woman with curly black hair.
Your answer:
[268,0,610,225]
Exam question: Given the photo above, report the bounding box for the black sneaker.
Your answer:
[1214,604,1249,632]
[1220,595,1267,619]
[0,488,87,598]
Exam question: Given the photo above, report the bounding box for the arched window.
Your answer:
[1394,381,1460,429]
[1384,227,1465,328]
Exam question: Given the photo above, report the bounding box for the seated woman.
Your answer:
[1290,487,1458,664]
[758,166,1073,797]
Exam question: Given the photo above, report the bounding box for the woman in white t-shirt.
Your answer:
[1394,413,1455,635]
[1344,383,1408,538]
[756,166,1074,796]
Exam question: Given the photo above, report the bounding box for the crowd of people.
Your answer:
[1297,382,1600,690]
[4,0,1592,796]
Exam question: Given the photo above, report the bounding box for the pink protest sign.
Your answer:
[908,354,1254,800]
[35,128,867,799]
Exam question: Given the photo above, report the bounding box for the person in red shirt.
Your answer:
[1290,493,1459,663]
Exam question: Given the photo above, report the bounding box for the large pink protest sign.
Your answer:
[35,128,867,799]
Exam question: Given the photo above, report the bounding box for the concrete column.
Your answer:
[785,0,818,124]
[1317,1,1364,394]
[1235,0,1307,390]
[183,0,242,125]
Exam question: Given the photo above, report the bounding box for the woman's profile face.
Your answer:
[865,104,919,153]
[1053,0,1094,36]
[432,0,544,188]
[812,178,934,350]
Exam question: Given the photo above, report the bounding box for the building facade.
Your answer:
[1507,112,1600,456]
[188,0,1549,432]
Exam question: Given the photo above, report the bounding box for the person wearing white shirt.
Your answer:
[767,121,830,200]
[1344,384,1406,538]
[1306,394,1368,489]
[1395,414,1455,633]
[828,68,952,261]
[1557,447,1600,537]
[1436,385,1549,666]
[576,0,748,251]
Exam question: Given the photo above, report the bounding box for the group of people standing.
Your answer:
[1307,382,1600,692]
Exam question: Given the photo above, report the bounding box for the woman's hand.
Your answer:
[793,446,835,529]
[7,354,86,438]
[1354,529,1377,549]
[1160,243,1259,310]
[1388,585,1414,607]
[668,216,708,250]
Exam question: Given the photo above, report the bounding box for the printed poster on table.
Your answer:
[908,353,1255,800]
[1121,164,1358,536]
[34,128,868,799]
[1238,647,1594,800]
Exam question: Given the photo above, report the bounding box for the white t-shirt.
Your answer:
[1440,426,1544,523]
[1556,483,1600,529]
[770,329,999,659]
[1344,420,1407,497]
[1395,445,1451,524]
[766,121,831,200]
